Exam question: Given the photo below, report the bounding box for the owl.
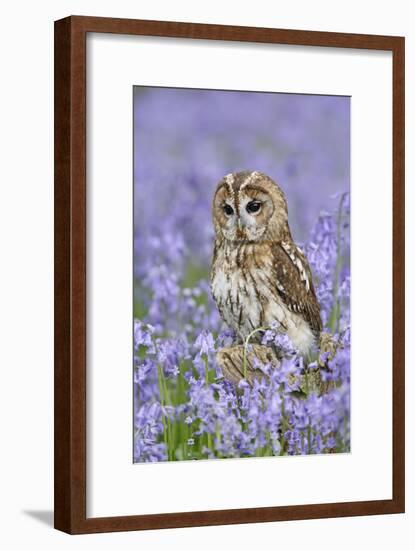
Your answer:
[211,170,322,355]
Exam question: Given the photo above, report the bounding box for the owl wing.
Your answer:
[272,241,323,334]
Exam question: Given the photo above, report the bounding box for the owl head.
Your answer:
[212,171,290,243]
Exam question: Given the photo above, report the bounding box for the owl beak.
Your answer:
[236,218,245,240]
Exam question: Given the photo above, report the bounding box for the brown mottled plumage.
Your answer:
[211,170,322,354]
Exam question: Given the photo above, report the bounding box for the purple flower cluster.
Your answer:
[133,88,350,462]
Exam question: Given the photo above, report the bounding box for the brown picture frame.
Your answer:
[54,15,405,534]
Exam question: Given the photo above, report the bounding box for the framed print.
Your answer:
[54,15,405,534]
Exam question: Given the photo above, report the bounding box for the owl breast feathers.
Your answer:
[211,170,322,355]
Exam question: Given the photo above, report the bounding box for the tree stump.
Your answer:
[216,344,279,386]
[216,341,334,396]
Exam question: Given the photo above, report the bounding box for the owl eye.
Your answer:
[246,201,261,214]
[223,204,234,216]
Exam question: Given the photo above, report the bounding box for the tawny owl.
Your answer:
[211,170,322,355]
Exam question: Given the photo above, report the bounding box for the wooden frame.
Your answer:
[54,15,405,534]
